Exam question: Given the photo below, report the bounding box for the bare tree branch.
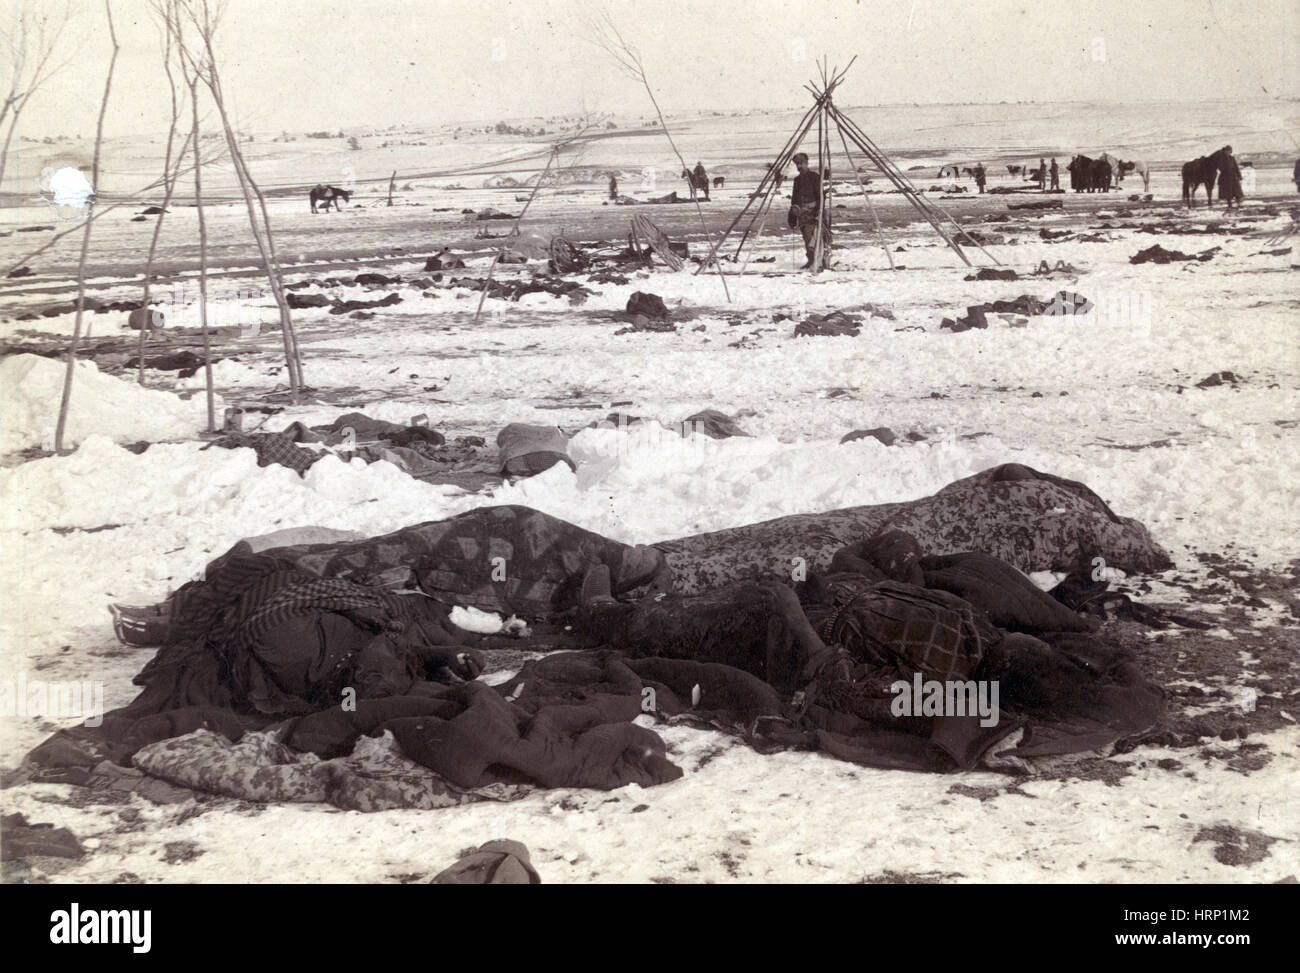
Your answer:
[0,1,75,190]
[54,0,117,453]
[174,0,303,398]
[587,9,731,300]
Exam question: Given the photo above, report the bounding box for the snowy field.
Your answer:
[1,104,1298,883]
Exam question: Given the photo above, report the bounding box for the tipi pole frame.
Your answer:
[706,59,999,271]
[694,93,825,272]
[831,105,1000,266]
[832,107,894,269]
[828,104,970,266]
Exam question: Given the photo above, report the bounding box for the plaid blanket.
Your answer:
[168,554,403,655]
[819,581,986,683]
[206,432,321,475]
[234,576,399,648]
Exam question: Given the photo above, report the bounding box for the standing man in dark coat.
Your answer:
[1049,157,1060,191]
[787,151,831,270]
[1217,145,1244,210]
[973,163,986,194]
[609,173,618,200]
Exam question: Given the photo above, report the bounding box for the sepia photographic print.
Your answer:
[0,0,1296,906]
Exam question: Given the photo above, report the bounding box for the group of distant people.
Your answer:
[597,144,1296,276]
[964,159,1059,194]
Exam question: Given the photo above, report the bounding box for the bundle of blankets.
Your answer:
[11,464,1174,813]
[207,412,480,480]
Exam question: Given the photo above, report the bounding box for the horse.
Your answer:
[1090,158,1112,193]
[712,176,725,189]
[1182,147,1232,208]
[1065,155,1109,193]
[681,168,710,201]
[1117,160,1151,193]
[1098,153,1125,190]
[1008,165,1024,177]
[310,185,352,213]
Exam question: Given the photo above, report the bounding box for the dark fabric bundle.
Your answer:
[830,529,924,584]
[920,551,1094,633]
[679,409,750,440]
[382,684,680,791]
[627,656,782,722]
[316,412,445,448]
[433,840,541,884]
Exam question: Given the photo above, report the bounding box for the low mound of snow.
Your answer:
[0,353,219,454]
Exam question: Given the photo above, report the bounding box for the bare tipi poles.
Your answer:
[699,58,999,272]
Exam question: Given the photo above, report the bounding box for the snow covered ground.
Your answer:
[1,107,1297,883]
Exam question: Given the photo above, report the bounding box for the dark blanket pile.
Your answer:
[11,464,1172,810]
[16,626,1160,808]
[440,275,594,303]
[17,654,692,810]
[1130,244,1219,265]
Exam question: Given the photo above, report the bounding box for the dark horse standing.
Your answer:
[1067,155,1112,193]
[310,184,352,213]
[1182,147,1233,208]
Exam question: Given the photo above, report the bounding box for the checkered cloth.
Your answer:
[168,555,406,657]
[819,581,985,683]
[248,433,321,475]
[234,576,400,647]
[207,432,321,476]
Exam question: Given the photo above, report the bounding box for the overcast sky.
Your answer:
[19,0,1300,137]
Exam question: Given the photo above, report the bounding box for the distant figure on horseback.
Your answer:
[310,184,351,213]
[683,162,711,201]
[1182,146,1233,208]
